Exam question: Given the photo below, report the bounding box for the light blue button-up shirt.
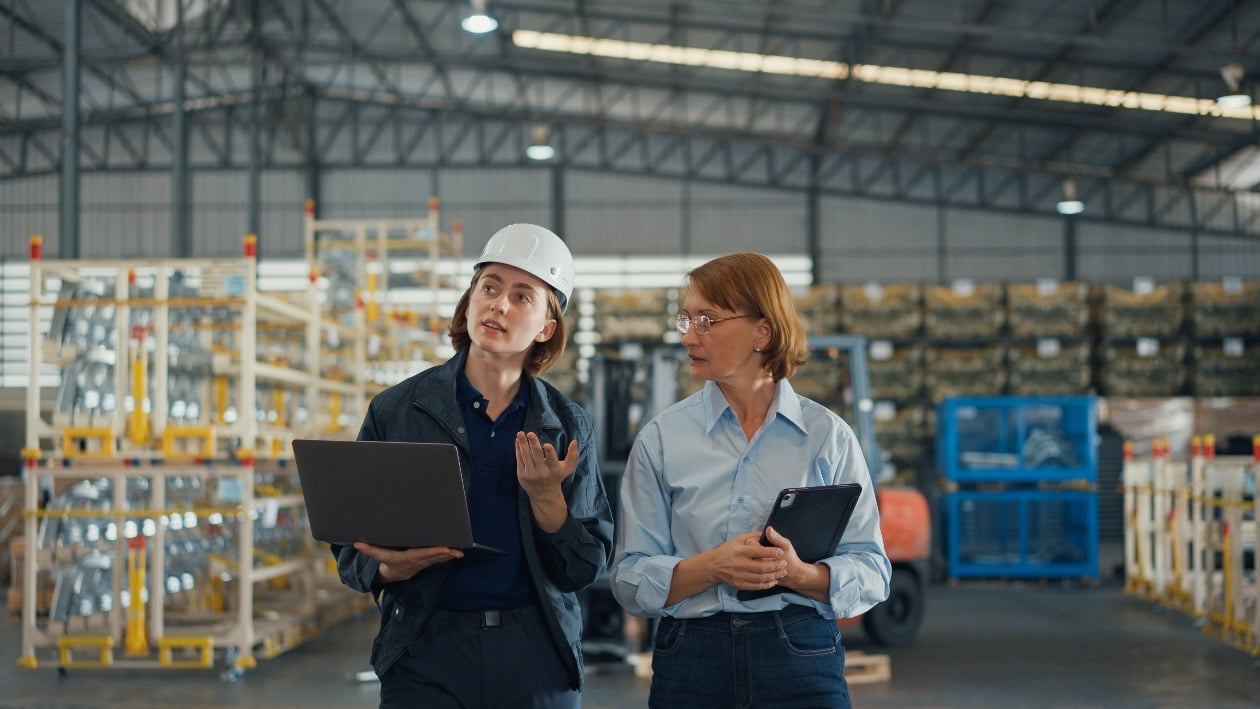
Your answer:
[610,378,891,619]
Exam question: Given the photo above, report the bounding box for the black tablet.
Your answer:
[736,483,863,601]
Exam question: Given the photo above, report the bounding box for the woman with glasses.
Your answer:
[333,224,614,709]
[610,252,890,709]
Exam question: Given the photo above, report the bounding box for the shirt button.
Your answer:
[473,402,480,409]
[737,497,745,503]
[457,427,465,434]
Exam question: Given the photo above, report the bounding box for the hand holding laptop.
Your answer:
[352,542,466,583]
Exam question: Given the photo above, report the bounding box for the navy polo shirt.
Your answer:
[435,371,533,611]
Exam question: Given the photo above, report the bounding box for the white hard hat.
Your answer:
[475,223,574,312]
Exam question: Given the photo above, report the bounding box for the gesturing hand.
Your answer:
[353,542,464,584]
[515,431,578,533]
[515,431,577,501]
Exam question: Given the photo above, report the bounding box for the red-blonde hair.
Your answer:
[684,252,808,381]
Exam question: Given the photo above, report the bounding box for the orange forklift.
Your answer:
[809,335,930,648]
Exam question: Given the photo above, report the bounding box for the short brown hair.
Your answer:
[685,252,808,381]
[447,272,568,377]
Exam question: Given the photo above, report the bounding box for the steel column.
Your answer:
[59,0,81,258]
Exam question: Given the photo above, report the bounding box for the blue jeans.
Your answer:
[649,604,850,709]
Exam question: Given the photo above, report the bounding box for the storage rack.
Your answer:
[15,206,460,677]
[1123,437,1259,656]
[302,195,463,386]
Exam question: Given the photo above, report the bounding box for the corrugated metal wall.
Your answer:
[2,169,1259,283]
[819,196,940,282]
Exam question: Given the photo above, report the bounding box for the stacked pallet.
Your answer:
[1188,281,1260,337]
[873,404,933,467]
[1192,344,1260,397]
[1007,341,1092,395]
[868,343,925,401]
[1096,281,1185,339]
[840,284,922,340]
[924,282,1005,339]
[792,353,847,415]
[1007,281,1090,339]
[794,284,843,335]
[924,346,1006,398]
[595,289,675,342]
[1096,281,1187,396]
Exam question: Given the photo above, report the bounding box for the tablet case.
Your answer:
[736,483,862,601]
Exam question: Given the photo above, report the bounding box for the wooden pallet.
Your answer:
[844,651,891,684]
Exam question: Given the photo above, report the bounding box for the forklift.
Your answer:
[582,335,930,657]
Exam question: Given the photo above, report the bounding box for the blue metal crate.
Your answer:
[936,395,1098,483]
[946,489,1098,580]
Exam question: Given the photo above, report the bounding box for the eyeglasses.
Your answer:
[674,313,755,335]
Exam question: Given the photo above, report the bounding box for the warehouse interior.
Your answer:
[1,1,1259,707]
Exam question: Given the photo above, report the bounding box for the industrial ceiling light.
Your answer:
[526,124,555,161]
[461,0,498,34]
[512,30,1260,121]
[1056,179,1085,216]
[1216,62,1252,108]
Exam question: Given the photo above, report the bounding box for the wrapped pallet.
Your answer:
[1189,280,1260,337]
[924,282,1005,339]
[594,288,676,343]
[1192,343,1260,396]
[1099,339,1186,396]
[794,283,843,335]
[1007,341,1092,395]
[839,283,922,339]
[924,345,1006,398]
[1096,281,1185,338]
[1007,281,1090,338]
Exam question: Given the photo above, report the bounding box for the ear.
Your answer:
[535,319,557,343]
[755,320,772,350]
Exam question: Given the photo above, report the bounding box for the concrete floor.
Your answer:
[3,581,1259,709]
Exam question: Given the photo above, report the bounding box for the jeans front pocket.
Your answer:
[775,614,840,657]
[652,617,687,657]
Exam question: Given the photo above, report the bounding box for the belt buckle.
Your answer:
[480,610,502,628]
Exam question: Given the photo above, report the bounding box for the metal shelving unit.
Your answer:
[16,200,462,677]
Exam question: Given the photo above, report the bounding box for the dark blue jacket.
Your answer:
[331,347,614,688]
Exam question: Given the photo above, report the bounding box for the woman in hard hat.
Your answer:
[610,252,890,709]
[332,224,614,708]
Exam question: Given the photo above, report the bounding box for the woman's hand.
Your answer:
[762,526,831,601]
[353,542,464,583]
[515,431,578,533]
[713,531,788,591]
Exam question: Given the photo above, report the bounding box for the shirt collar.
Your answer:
[701,378,806,436]
[456,368,530,412]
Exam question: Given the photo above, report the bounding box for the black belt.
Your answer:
[430,607,529,630]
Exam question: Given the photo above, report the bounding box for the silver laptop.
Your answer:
[291,439,506,558]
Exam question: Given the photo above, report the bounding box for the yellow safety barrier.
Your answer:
[58,636,115,668]
[158,636,215,669]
